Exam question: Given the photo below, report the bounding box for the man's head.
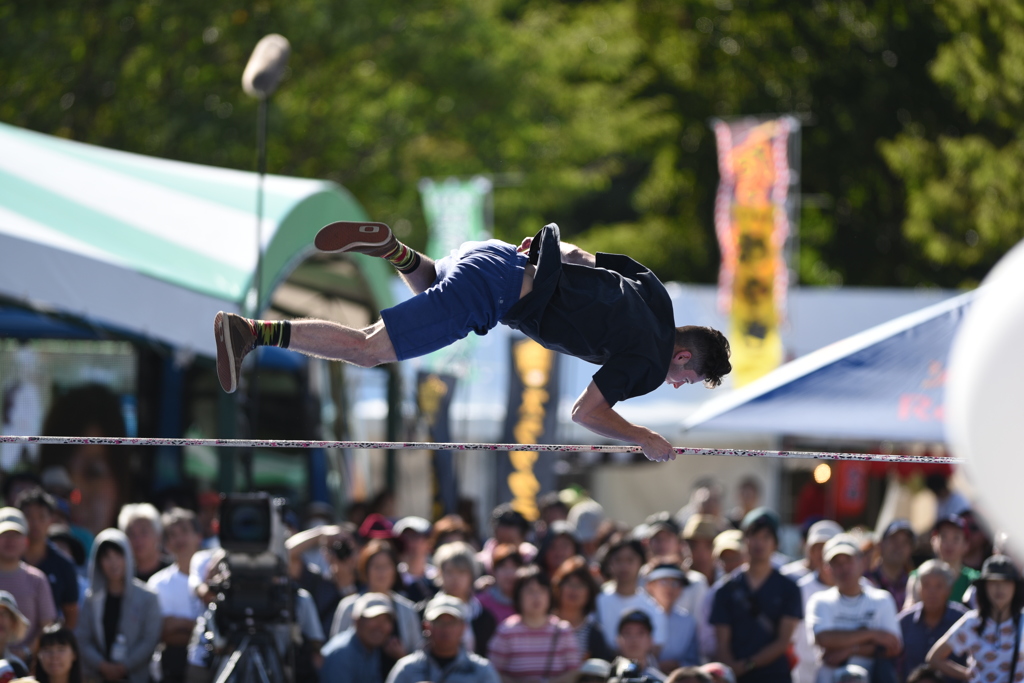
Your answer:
[713,530,746,573]
[491,503,530,545]
[683,515,720,572]
[805,520,844,572]
[394,516,432,560]
[352,592,395,649]
[423,594,466,658]
[15,487,56,543]
[931,515,968,566]
[643,560,687,610]
[644,512,682,558]
[879,519,914,569]
[616,609,654,661]
[824,534,863,593]
[741,507,779,562]
[600,535,646,585]
[118,503,163,566]
[161,507,201,563]
[917,559,954,613]
[0,508,28,564]
[668,326,731,389]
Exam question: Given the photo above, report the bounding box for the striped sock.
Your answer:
[382,242,421,274]
[253,320,291,348]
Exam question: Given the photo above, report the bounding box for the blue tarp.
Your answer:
[682,291,974,442]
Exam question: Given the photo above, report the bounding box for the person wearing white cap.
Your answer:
[394,516,437,604]
[791,521,844,683]
[806,534,901,683]
[781,519,845,582]
[385,594,500,683]
[642,560,700,671]
[0,506,57,660]
[320,592,396,683]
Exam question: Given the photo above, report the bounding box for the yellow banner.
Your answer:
[712,118,796,386]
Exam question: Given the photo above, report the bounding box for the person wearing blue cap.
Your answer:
[709,507,802,682]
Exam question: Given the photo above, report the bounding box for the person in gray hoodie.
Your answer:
[75,528,162,683]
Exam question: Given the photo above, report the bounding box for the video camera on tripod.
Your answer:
[203,493,297,683]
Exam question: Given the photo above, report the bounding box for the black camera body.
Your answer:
[609,658,659,683]
[210,493,294,631]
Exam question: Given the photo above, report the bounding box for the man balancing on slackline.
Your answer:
[214,222,731,462]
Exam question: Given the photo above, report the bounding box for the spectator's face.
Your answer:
[649,529,681,558]
[985,578,1016,610]
[126,518,160,561]
[608,548,643,584]
[495,524,524,545]
[807,542,825,571]
[645,577,683,610]
[164,521,201,560]
[36,640,76,678]
[401,530,430,560]
[0,609,12,647]
[21,503,52,542]
[688,538,714,571]
[745,527,776,562]
[881,532,913,568]
[541,505,568,526]
[719,549,745,573]
[740,483,760,509]
[99,547,126,584]
[557,574,591,612]
[441,564,473,599]
[932,525,967,564]
[518,579,550,618]
[494,559,520,595]
[546,535,577,573]
[617,622,652,660]
[366,553,397,593]
[919,573,952,612]
[828,553,862,589]
[0,531,27,563]
[355,614,393,649]
[426,614,464,657]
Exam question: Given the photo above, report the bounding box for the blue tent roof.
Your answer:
[682,291,975,441]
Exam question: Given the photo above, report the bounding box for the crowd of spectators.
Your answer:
[0,472,1017,683]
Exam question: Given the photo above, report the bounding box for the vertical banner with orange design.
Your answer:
[712,116,799,386]
[495,337,560,521]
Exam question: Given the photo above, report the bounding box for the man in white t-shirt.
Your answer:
[806,534,902,683]
[791,521,844,683]
[596,536,667,647]
[148,508,204,683]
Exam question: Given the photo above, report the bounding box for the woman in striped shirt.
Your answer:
[487,566,582,683]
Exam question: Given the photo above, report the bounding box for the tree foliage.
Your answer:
[0,0,1017,287]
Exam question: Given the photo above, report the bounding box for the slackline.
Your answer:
[0,436,961,464]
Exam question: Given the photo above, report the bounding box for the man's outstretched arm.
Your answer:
[571,381,676,462]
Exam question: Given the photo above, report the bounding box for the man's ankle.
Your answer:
[253,319,291,348]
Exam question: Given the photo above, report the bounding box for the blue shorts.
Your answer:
[380,240,527,360]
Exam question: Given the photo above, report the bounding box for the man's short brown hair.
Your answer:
[674,325,731,388]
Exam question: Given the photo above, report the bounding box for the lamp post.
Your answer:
[237,33,290,491]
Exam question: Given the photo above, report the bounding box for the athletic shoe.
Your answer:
[214,311,255,393]
[314,221,397,257]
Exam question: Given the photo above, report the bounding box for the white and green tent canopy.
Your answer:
[0,122,392,357]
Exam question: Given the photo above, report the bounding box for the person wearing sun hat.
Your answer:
[926,554,1024,682]
[0,591,31,677]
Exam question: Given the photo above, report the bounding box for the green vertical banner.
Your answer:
[418,176,493,260]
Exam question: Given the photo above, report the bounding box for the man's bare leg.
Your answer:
[287,319,397,367]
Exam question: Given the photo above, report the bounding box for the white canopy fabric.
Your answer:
[0,122,391,356]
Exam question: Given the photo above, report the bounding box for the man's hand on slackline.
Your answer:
[571,381,677,462]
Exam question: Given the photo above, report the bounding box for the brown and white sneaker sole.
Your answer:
[214,311,239,394]
[314,221,395,256]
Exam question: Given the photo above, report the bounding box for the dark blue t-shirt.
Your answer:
[34,543,80,609]
[501,224,676,406]
[710,568,803,683]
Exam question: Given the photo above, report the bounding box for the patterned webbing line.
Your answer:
[0,436,962,464]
